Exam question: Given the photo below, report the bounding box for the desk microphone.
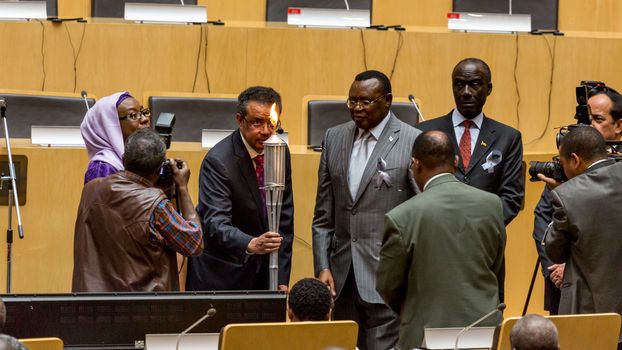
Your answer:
[81,90,91,112]
[0,98,6,116]
[175,307,216,350]
[408,94,425,122]
[453,303,505,350]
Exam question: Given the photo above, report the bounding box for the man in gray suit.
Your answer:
[543,126,622,346]
[312,70,421,350]
[376,131,505,349]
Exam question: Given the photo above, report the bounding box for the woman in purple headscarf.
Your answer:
[80,92,151,184]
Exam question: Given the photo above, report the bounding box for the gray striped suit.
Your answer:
[313,112,420,349]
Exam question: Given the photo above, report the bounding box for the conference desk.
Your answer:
[0,139,550,317]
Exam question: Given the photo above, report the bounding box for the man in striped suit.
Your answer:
[312,70,421,350]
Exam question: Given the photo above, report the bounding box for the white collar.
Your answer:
[452,109,484,129]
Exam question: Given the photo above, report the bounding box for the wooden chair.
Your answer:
[19,337,63,350]
[219,320,358,350]
[495,313,621,350]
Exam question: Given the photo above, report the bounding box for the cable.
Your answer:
[294,236,312,249]
[513,33,521,130]
[37,20,47,91]
[203,24,211,93]
[359,29,368,71]
[525,35,557,145]
[64,22,87,93]
[343,0,350,11]
[192,25,203,93]
[389,31,404,81]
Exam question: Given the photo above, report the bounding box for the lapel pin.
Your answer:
[389,136,394,142]
[481,141,487,147]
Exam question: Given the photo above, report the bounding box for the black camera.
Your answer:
[157,159,184,188]
[528,157,566,183]
[155,112,175,150]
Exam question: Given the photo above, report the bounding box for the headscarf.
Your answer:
[80,91,129,171]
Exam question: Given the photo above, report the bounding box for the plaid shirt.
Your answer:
[124,171,202,256]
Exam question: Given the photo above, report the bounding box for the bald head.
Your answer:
[510,314,559,350]
[412,130,456,171]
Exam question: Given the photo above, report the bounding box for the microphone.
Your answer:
[0,98,6,116]
[81,91,91,111]
[408,94,425,122]
[454,303,505,350]
[343,0,350,10]
[175,307,216,350]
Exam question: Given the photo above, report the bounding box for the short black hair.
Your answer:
[453,57,492,82]
[412,131,456,169]
[237,86,282,118]
[591,89,622,122]
[510,314,559,350]
[354,70,392,95]
[123,128,166,177]
[559,125,607,162]
[288,278,333,321]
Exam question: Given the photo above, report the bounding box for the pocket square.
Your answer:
[375,157,393,188]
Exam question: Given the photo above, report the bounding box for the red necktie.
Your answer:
[459,120,473,169]
[253,155,267,217]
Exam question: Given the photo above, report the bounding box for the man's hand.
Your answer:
[171,159,190,189]
[247,231,282,254]
[318,269,336,298]
[538,173,562,190]
[278,284,289,293]
[548,263,566,289]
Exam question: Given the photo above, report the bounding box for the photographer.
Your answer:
[72,129,203,292]
[543,127,622,346]
[532,83,622,314]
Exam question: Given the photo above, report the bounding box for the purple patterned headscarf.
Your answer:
[80,91,129,171]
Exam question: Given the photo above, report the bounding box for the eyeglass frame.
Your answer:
[119,108,151,121]
[346,94,389,109]
[243,116,281,131]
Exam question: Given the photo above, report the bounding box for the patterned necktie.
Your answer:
[349,131,372,198]
[254,155,266,209]
[459,120,473,170]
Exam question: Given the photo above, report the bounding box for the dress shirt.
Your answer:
[452,109,484,155]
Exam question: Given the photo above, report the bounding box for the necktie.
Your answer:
[459,120,473,170]
[254,155,266,210]
[349,131,372,198]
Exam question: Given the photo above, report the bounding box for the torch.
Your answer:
[263,103,286,291]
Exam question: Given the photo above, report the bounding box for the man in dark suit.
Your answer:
[377,131,505,350]
[417,57,524,226]
[312,70,421,350]
[533,87,622,314]
[186,86,293,291]
[542,126,622,347]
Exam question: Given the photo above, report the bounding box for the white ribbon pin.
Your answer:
[481,150,502,174]
[375,157,393,188]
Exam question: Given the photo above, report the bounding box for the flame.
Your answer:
[269,103,279,128]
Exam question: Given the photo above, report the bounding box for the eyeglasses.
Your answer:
[244,117,279,131]
[119,108,151,121]
[346,94,387,109]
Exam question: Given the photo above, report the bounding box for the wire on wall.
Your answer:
[359,29,368,71]
[191,24,204,93]
[389,31,404,81]
[525,35,557,145]
[513,33,521,130]
[37,20,47,91]
[64,22,86,93]
[203,24,211,93]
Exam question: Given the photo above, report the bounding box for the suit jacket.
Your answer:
[545,160,622,326]
[186,130,294,290]
[417,111,524,225]
[312,112,421,303]
[377,174,505,349]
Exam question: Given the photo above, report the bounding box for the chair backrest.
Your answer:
[305,95,420,147]
[266,0,372,22]
[19,337,63,350]
[219,320,358,350]
[0,90,96,138]
[146,92,238,143]
[92,0,197,18]
[494,313,621,350]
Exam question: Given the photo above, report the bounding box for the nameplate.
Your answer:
[145,333,219,350]
[447,12,531,33]
[202,129,233,149]
[124,3,207,24]
[31,126,85,147]
[0,1,47,21]
[287,7,370,28]
[422,326,495,349]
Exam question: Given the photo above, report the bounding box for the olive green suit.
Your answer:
[376,173,505,349]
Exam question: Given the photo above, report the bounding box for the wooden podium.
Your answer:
[219,321,358,350]
[494,313,621,350]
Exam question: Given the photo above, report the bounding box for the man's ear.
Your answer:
[454,155,459,168]
[487,82,493,96]
[570,152,582,170]
[287,308,295,322]
[235,113,244,128]
[614,118,622,136]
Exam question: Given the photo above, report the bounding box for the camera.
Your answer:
[528,157,566,183]
[158,159,184,187]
